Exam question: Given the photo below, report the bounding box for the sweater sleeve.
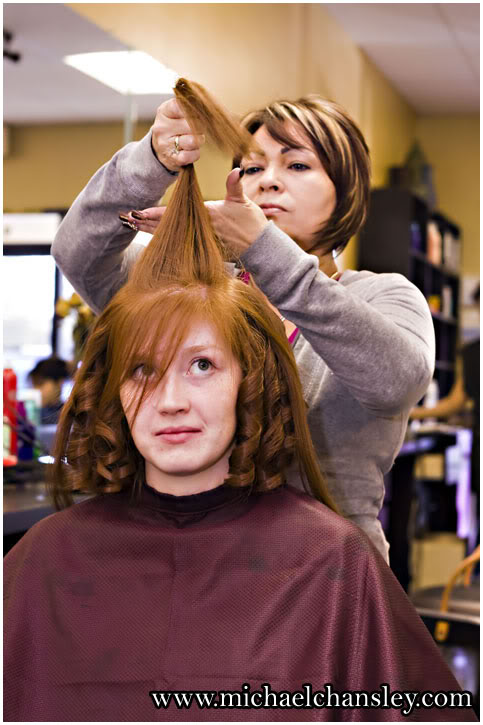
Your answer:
[241,222,435,414]
[51,132,178,314]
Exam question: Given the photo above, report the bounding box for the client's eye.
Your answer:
[190,358,214,375]
[131,363,155,380]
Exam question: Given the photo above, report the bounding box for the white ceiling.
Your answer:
[3,3,480,126]
[3,3,171,124]
[324,3,479,114]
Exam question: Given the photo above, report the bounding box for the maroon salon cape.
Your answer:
[4,483,476,722]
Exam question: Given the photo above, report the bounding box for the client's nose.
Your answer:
[151,373,190,415]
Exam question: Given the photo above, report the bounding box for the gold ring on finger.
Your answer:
[174,135,180,154]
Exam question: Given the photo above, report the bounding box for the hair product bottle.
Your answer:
[3,367,18,459]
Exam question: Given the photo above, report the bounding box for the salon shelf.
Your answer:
[410,250,459,280]
[431,311,457,326]
[357,187,461,398]
[434,361,455,371]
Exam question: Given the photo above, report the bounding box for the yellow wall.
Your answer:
[359,54,417,189]
[4,4,477,276]
[5,122,147,213]
[3,121,232,212]
[415,115,479,277]
[297,6,417,269]
[68,4,306,114]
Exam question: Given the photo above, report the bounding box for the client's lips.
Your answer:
[155,427,201,444]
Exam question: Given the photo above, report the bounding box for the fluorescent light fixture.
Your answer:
[63,51,179,95]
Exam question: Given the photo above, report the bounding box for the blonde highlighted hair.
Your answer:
[51,79,338,515]
[239,96,371,255]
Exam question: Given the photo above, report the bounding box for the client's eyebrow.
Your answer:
[135,344,222,363]
[182,344,223,354]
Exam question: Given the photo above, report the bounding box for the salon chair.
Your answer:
[411,546,480,716]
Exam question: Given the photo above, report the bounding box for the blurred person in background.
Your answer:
[52,84,435,563]
[28,356,72,424]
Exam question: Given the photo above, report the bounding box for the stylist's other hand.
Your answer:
[120,170,269,245]
[205,169,269,255]
[409,406,427,420]
[151,98,205,172]
[119,208,165,234]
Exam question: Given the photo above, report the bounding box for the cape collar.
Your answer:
[140,480,249,516]
[132,480,255,528]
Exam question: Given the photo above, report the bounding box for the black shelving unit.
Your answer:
[357,188,461,398]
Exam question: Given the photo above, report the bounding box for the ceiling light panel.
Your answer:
[64,51,179,95]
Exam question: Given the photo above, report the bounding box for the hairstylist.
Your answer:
[52,92,435,561]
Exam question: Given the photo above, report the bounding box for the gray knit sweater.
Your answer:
[52,132,435,561]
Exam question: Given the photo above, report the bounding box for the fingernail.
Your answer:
[238,168,245,179]
[121,220,138,231]
[130,211,144,220]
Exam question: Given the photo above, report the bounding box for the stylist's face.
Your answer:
[241,124,336,250]
[120,321,242,495]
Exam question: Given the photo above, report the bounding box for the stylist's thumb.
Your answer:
[225,167,247,203]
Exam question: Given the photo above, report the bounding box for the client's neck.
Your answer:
[144,456,230,497]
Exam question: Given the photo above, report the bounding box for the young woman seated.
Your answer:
[4,80,475,723]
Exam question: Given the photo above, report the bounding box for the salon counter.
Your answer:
[4,481,91,536]
[398,422,461,457]
[3,463,91,554]
[4,481,57,536]
[382,423,471,592]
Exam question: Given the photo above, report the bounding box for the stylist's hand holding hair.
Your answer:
[205,169,269,255]
[130,169,269,254]
[151,97,206,172]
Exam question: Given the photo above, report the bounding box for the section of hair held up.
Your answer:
[128,78,255,289]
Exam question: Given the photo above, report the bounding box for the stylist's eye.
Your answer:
[190,358,214,376]
[290,163,310,171]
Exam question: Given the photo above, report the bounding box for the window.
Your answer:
[4,247,75,391]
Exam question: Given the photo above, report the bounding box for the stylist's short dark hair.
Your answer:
[238,97,371,256]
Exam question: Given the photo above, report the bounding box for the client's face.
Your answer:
[120,321,242,496]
